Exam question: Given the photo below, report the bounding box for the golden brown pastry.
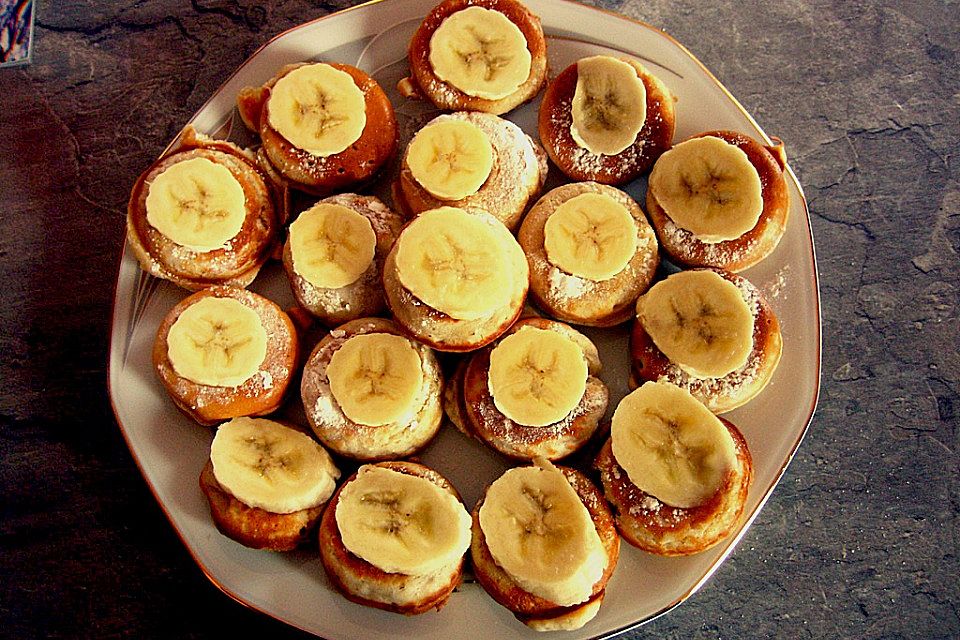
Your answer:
[300,318,443,460]
[518,181,660,327]
[199,417,339,550]
[646,130,789,272]
[282,193,403,326]
[153,286,299,426]
[594,381,753,556]
[446,317,608,460]
[393,111,547,230]
[470,459,619,631]
[237,62,397,195]
[382,206,528,352]
[319,461,472,615]
[402,0,547,115]
[631,268,782,413]
[127,126,279,291]
[539,55,675,184]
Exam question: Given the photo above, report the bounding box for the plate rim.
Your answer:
[106,0,823,637]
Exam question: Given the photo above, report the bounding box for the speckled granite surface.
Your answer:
[1,1,956,638]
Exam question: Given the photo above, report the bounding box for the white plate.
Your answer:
[108,1,821,638]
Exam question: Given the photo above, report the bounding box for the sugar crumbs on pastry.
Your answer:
[548,268,591,302]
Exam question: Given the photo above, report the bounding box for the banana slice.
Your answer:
[479,459,606,606]
[145,157,247,252]
[638,270,754,379]
[167,296,268,387]
[570,56,647,156]
[488,326,588,427]
[543,192,638,281]
[288,202,377,289]
[406,119,494,201]
[267,63,367,157]
[210,417,340,514]
[335,465,472,575]
[610,381,738,508]
[648,136,763,242]
[326,333,424,427]
[428,6,532,100]
[395,207,513,320]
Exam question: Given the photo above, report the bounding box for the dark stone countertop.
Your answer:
[1,0,956,638]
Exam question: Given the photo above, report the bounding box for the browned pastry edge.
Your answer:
[152,286,299,426]
[593,416,753,556]
[126,126,280,291]
[629,268,783,414]
[282,194,404,327]
[646,130,790,272]
[199,460,324,551]
[460,317,609,460]
[538,57,675,185]
[470,465,619,628]
[518,181,660,327]
[406,0,548,115]
[318,460,466,615]
[240,62,398,195]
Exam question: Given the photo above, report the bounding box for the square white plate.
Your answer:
[108,1,822,638]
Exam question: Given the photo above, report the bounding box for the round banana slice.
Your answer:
[166,296,268,387]
[428,6,532,100]
[649,136,764,242]
[478,459,606,607]
[488,326,588,427]
[210,417,340,514]
[267,63,367,157]
[543,192,638,281]
[335,465,472,575]
[145,157,247,252]
[638,270,754,379]
[611,381,739,508]
[288,202,377,289]
[395,207,513,320]
[326,333,424,427]
[406,119,494,201]
[570,56,647,156]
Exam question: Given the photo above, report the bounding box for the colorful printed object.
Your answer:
[0,0,33,67]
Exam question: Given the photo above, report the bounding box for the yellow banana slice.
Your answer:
[145,157,246,252]
[543,192,638,281]
[428,6,532,100]
[326,333,424,427]
[406,118,494,201]
[210,417,340,514]
[570,56,647,156]
[648,136,764,242]
[166,296,268,387]
[488,326,588,427]
[478,459,606,606]
[610,381,738,508]
[288,202,377,289]
[335,465,472,575]
[267,63,367,157]
[638,270,754,379]
[395,207,513,320]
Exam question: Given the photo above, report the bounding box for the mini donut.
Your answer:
[300,317,443,460]
[127,126,279,291]
[630,268,782,413]
[455,317,608,460]
[153,287,299,426]
[538,56,675,185]
[319,461,470,615]
[518,181,660,327]
[282,194,404,326]
[646,130,789,272]
[237,62,397,195]
[393,111,547,230]
[403,0,547,115]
